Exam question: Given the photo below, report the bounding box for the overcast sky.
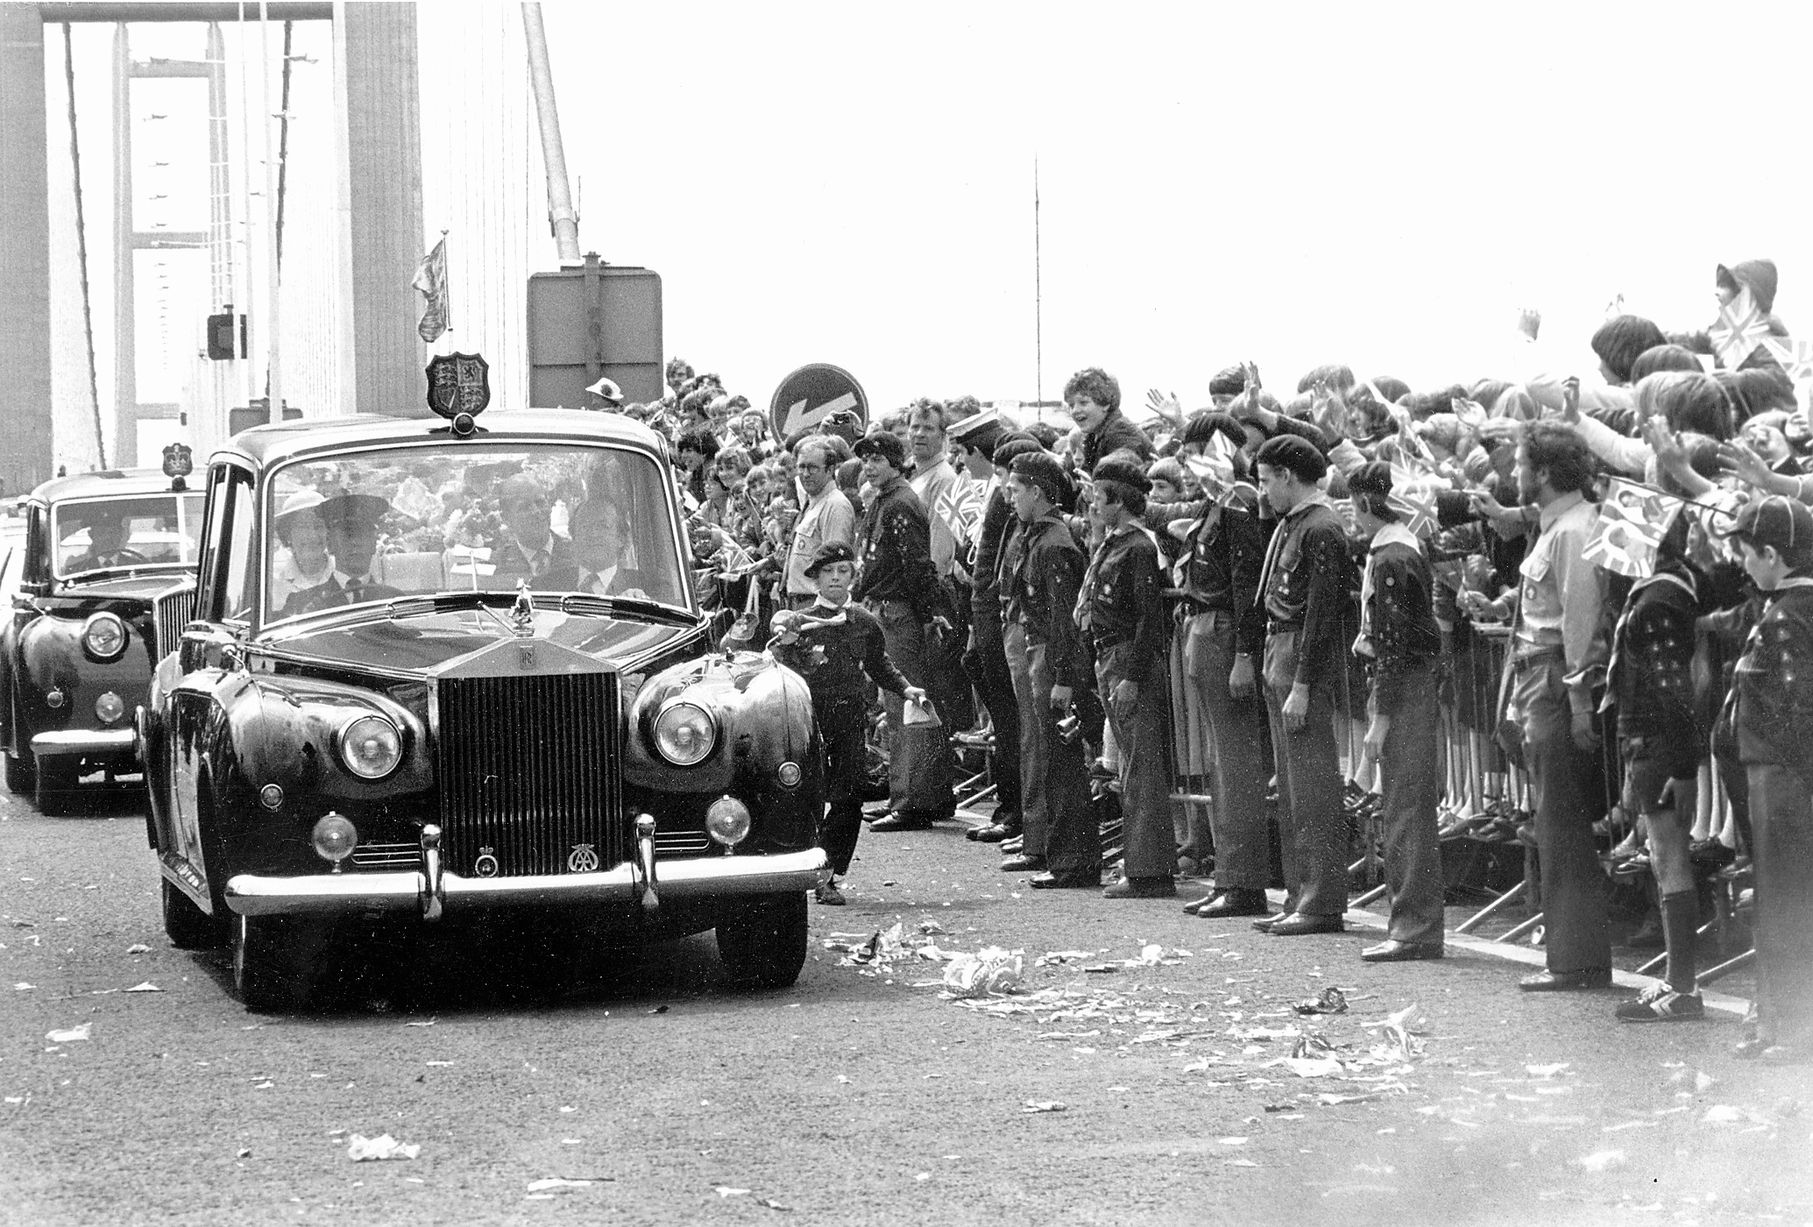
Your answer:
[52,1,1813,460]
[542,0,1813,414]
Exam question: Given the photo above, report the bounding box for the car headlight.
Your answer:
[705,795,752,846]
[82,612,128,662]
[652,699,716,766]
[337,713,402,780]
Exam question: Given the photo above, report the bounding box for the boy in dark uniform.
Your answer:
[1252,434,1358,935]
[1721,496,1813,1060]
[771,543,927,906]
[1348,464,1445,961]
[1079,454,1176,898]
[999,451,1098,888]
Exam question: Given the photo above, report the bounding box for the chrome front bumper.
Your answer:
[224,847,830,918]
[31,728,137,759]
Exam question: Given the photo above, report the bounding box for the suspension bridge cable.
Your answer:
[63,23,107,470]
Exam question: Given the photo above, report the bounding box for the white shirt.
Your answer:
[785,484,856,598]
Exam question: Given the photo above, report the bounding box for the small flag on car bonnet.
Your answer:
[413,236,449,343]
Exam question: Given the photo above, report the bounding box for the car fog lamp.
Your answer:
[311,813,358,865]
[652,700,716,766]
[705,796,752,847]
[338,713,402,780]
[46,689,66,709]
[776,761,802,788]
[94,691,125,725]
[82,612,128,662]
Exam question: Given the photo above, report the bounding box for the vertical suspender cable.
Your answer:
[274,20,293,272]
[260,1,281,425]
[64,24,108,469]
[1033,155,1042,420]
[236,2,256,412]
[522,2,581,261]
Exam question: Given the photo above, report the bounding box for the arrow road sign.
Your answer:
[769,364,869,441]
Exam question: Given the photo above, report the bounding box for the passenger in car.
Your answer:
[64,508,147,572]
[489,474,577,588]
[569,497,648,599]
[277,493,405,616]
[269,490,336,610]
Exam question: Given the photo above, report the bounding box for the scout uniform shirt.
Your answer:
[1355,522,1442,713]
[1078,521,1169,683]
[1008,511,1091,691]
[1256,492,1357,690]
[853,474,953,625]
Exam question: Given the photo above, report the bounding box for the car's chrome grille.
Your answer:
[655,830,712,859]
[350,841,422,870]
[436,672,620,876]
[153,589,196,659]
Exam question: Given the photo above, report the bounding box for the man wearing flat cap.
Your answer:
[771,541,927,906]
[1076,453,1176,898]
[278,492,406,617]
[852,430,957,831]
[1250,432,1358,936]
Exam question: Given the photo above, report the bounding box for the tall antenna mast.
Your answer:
[1033,155,1042,417]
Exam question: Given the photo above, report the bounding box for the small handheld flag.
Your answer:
[1584,477,1685,578]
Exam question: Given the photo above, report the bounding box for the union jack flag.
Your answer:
[1710,287,1773,369]
[1762,335,1813,384]
[932,481,985,548]
[1386,466,1439,538]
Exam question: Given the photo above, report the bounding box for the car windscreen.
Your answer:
[263,442,689,622]
[51,493,206,579]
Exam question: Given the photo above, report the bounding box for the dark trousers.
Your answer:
[1097,641,1175,879]
[817,695,868,876]
[1747,763,1813,1047]
[1028,633,1097,875]
[968,605,1023,818]
[868,598,951,817]
[1183,610,1271,891]
[1514,653,1610,972]
[1003,623,1050,853]
[1377,663,1445,945]
[1263,630,1347,917]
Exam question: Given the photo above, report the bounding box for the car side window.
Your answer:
[195,465,256,624]
[22,505,48,585]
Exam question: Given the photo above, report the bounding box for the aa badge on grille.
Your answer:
[474,847,499,878]
[567,844,599,873]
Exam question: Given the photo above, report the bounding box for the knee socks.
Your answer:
[1661,889,1698,993]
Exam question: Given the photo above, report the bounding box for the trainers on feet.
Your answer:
[1614,982,1703,1022]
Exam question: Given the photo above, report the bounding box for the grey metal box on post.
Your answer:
[526,255,664,409]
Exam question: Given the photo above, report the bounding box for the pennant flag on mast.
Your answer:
[413,237,449,343]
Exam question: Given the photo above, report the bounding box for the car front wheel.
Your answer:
[232,915,324,1012]
[3,750,32,796]
[716,891,809,990]
[33,757,76,816]
[162,879,229,950]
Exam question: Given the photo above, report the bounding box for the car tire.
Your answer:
[4,750,32,796]
[33,758,76,816]
[232,914,318,1013]
[162,878,229,950]
[716,891,809,990]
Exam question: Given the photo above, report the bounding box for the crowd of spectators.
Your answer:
[600,259,1813,1064]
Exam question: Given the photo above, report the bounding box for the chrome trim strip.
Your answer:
[223,848,829,916]
[31,729,138,757]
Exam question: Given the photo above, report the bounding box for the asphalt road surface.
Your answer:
[3,776,1812,1227]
